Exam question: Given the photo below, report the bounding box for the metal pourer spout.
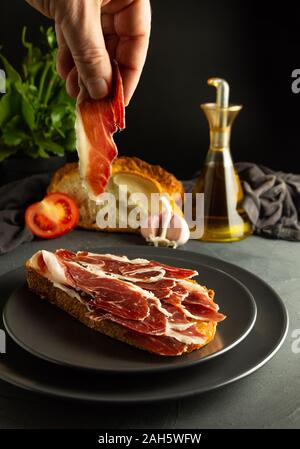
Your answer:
[202,77,242,147]
[207,78,229,109]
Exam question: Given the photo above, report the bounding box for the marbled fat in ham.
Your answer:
[64,262,150,321]
[36,249,226,356]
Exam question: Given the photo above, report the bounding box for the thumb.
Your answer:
[58,0,112,100]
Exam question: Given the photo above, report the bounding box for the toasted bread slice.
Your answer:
[25,261,217,357]
[47,157,184,233]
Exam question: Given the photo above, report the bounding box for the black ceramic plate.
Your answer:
[3,249,256,374]
[0,248,288,402]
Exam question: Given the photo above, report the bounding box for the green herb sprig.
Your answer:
[0,26,76,161]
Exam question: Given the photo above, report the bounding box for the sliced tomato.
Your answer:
[25,193,79,239]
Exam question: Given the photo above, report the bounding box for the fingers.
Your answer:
[112,0,151,104]
[117,34,150,105]
[27,0,152,104]
[56,23,79,97]
[66,66,80,98]
[57,0,112,100]
[55,23,74,80]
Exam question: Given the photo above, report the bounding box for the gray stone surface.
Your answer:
[0,231,299,429]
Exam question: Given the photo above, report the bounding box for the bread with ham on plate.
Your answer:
[26,249,226,356]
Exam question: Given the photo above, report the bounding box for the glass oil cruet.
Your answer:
[193,78,252,242]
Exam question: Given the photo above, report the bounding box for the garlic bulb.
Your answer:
[140,196,190,248]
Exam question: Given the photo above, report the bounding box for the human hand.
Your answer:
[26,0,151,104]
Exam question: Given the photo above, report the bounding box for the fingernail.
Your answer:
[86,79,109,99]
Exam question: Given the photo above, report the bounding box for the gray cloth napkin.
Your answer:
[235,163,300,241]
[0,174,50,254]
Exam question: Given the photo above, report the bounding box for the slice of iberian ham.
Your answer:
[33,250,225,356]
[76,61,125,201]
[63,261,150,321]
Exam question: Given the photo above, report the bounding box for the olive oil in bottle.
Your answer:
[193,78,252,242]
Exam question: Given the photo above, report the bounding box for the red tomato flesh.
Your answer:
[25,193,79,239]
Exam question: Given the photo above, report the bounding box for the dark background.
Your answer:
[1,0,300,179]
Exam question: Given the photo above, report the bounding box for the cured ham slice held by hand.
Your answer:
[76,61,125,201]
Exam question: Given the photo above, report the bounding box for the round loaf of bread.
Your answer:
[48,157,184,233]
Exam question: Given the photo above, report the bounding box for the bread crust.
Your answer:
[25,262,216,357]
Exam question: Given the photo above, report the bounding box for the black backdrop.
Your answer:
[1,0,300,179]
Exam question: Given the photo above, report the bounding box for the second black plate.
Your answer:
[3,248,256,374]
